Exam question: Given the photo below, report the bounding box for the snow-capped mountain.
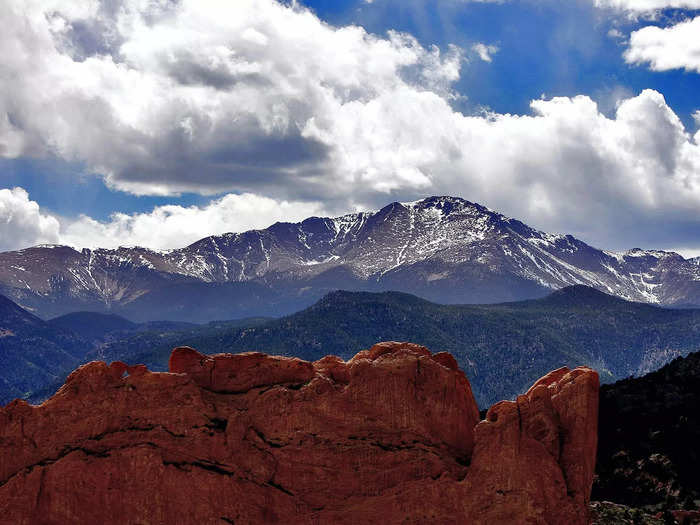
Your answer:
[2,196,700,321]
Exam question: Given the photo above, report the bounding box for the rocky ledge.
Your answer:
[0,342,599,524]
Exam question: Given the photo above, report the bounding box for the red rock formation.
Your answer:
[0,342,598,524]
[464,366,599,524]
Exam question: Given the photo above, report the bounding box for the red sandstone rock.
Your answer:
[169,345,316,393]
[0,342,598,524]
[464,366,599,524]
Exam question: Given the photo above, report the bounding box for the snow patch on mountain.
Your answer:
[2,196,700,318]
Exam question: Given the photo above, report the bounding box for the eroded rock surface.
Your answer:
[0,342,598,524]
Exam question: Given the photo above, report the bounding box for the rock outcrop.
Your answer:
[0,342,599,524]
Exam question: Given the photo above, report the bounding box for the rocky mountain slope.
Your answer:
[101,286,700,407]
[0,342,599,524]
[2,196,700,321]
[0,295,88,404]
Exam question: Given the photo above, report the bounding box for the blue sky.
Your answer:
[0,0,699,253]
[307,0,699,124]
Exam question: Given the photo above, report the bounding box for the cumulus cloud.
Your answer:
[60,193,326,250]
[624,16,700,73]
[0,188,60,251]
[1,1,700,252]
[10,88,700,253]
[471,43,499,62]
[0,187,327,251]
[311,87,700,249]
[0,0,463,197]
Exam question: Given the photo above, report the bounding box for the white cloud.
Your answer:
[1,1,700,251]
[60,193,326,250]
[624,16,700,73]
[594,0,700,11]
[59,88,700,252]
[0,0,463,197]
[305,87,700,247]
[0,188,60,251]
[471,43,499,62]
[0,188,326,251]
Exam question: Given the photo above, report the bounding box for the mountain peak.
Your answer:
[2,195,700,321]
[398,195,493,215]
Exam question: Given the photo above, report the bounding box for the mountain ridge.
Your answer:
[95,285,700,407]
[2,195,700,321]
[6,284,700,407]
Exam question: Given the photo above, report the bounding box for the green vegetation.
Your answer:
[595,350,700,512]
[100,285,700,407]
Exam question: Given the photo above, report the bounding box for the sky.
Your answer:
[1,0,700,255]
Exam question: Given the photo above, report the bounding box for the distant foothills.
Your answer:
[1,196,700,323]
[3,285,700,408]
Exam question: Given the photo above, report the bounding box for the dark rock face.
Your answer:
[594,351,700,513]
[2,196,700,322]
[0,342,598,524]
